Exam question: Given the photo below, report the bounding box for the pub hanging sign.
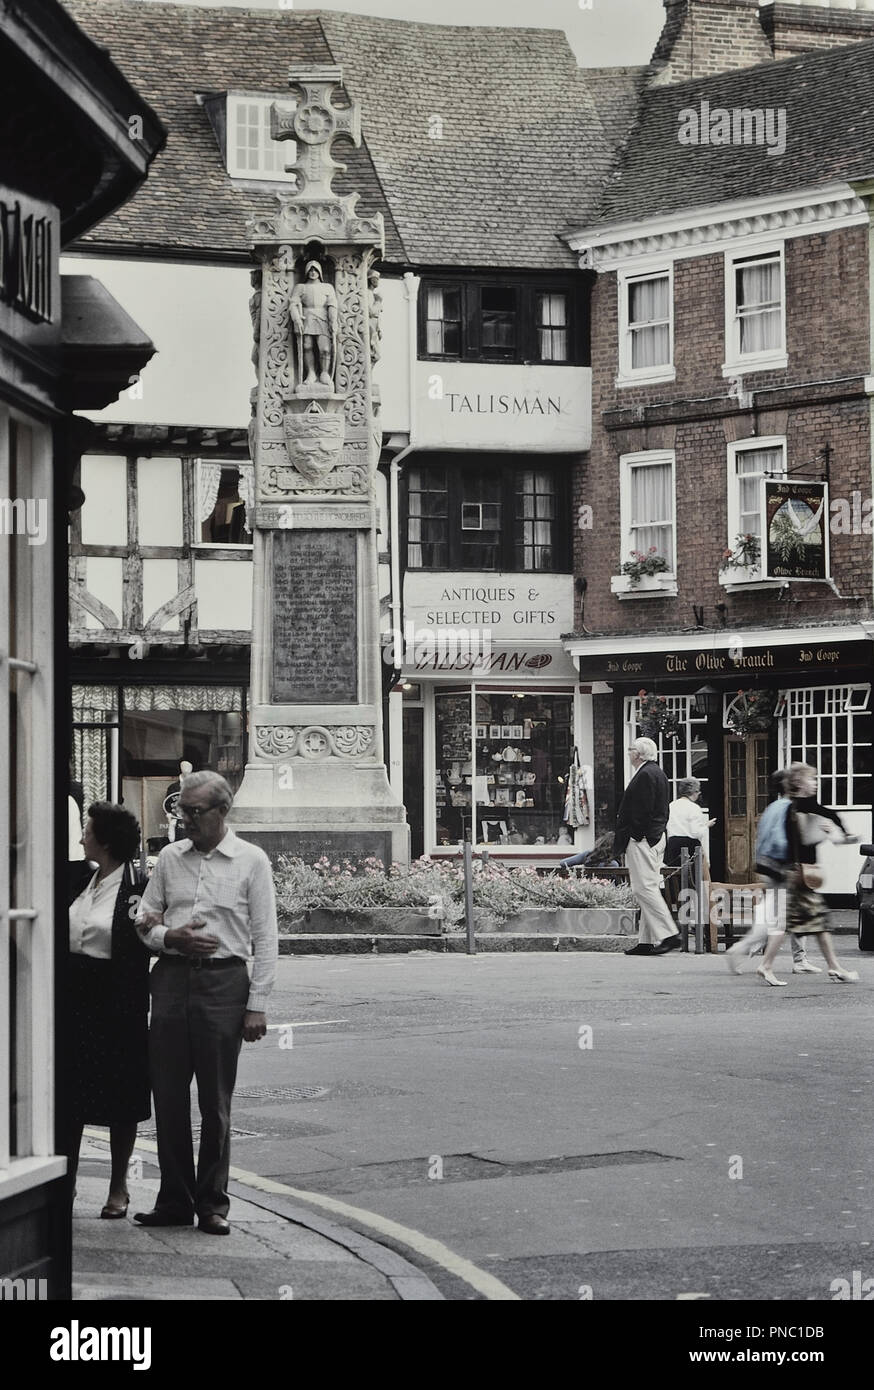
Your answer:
[764,480,829,582]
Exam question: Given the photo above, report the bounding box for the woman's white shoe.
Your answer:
[828,967,859,983]
[756,966,787,987]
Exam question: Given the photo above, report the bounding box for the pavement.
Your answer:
[71,909,865,1304]
[73,1133,443,1301]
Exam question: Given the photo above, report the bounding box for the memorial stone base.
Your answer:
[231,762,409,868]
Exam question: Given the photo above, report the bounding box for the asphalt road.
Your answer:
[216,942,873,1302]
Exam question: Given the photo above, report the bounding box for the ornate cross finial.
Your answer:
[270,65,362,203]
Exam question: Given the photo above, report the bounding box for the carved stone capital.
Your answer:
[256,724,375,760]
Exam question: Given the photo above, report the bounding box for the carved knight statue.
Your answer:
[289,260,338,387]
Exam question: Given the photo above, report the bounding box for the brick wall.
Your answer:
[650,0,773,85]
[579,224,873,636]
[761,3,874,61]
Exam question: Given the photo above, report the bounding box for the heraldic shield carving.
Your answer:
[282,398,345,484]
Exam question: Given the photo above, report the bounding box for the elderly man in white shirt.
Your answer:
[134,770,278,1235]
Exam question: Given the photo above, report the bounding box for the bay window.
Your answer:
[405,458,570,572]
[418,279,583,365]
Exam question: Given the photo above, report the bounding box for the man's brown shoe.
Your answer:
[198,1214,230,1236]
[133,1209,193,1227]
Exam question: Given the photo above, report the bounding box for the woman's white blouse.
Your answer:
[666,797,710,842]
[69,865,123,959]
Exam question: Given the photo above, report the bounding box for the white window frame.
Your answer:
[721,436,787,591]
[0,405,64,1196]
[225,93,298,184]
[625,694,708,802]
[778,684,872,810]
[611,449,678,599]
[617,264,675,387]
[723,242,787,376]
[193,459,254,551]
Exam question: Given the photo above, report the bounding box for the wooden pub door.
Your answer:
[723,734,771,882]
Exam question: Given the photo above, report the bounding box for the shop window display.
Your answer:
[435,689,573,846]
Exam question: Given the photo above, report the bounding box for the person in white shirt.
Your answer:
[134,771,278,1236]
[666,778,715,851]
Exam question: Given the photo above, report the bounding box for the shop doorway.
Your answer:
[403,707,424,860]
[723,734,770,881]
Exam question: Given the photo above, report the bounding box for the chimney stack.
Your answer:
[649,1,772,86]
[759,2,874,61]
[649,0,874,87]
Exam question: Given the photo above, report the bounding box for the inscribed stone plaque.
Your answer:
[272,529,357,703]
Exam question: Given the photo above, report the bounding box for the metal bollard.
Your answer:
[680,847,690,952]
[694,844,705,954]
[463,839,476,955]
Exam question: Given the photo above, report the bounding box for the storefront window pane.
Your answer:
[435,690,572,847]
[72,685,119,811]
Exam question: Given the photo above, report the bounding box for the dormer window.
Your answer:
[227,94,297,181]
[202,92,299,184]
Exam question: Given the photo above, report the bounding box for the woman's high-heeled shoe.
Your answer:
[756,966,787,987]
[828,967,859,983]
[100,1196,130,1219]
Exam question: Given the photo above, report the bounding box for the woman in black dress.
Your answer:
[67,803,151,1216]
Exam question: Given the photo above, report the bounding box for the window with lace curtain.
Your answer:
[725,439,786,573]
[618,268,674,384]
[195,460,254,546]
[724,246,786,371]
[616,450,676,582]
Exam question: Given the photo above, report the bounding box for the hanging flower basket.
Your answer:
[636,689,683,744]
[725,688,776,737]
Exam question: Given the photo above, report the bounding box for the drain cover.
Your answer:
[234,1084,331,1102]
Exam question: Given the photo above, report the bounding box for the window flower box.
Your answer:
[610,572,677,599]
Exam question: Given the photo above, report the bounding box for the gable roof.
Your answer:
[61,0,643,268]
[586,38,874,230]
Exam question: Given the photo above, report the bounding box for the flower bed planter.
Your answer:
[489,907,638,936]
[281,907,443,936]
[280,906,638,939]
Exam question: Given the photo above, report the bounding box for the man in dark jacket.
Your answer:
[615,737,681,957]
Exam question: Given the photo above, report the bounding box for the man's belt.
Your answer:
[161,954,247,970]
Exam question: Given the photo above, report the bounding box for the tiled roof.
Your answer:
[61,1,642,268]
[591,38,874,228]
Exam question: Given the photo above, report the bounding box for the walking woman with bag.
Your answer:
[756,763,859,986]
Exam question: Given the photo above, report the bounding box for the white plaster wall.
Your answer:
[142,558,180,631]
[194,558,253,631]
[80,456,127,546]
[138,458,183,546]
[372,275,412,435]
[83,556,123,628]
[61,257,254,429]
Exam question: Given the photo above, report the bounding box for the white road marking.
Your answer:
[85,1128,520,1302]
[265,1020,349,1029]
